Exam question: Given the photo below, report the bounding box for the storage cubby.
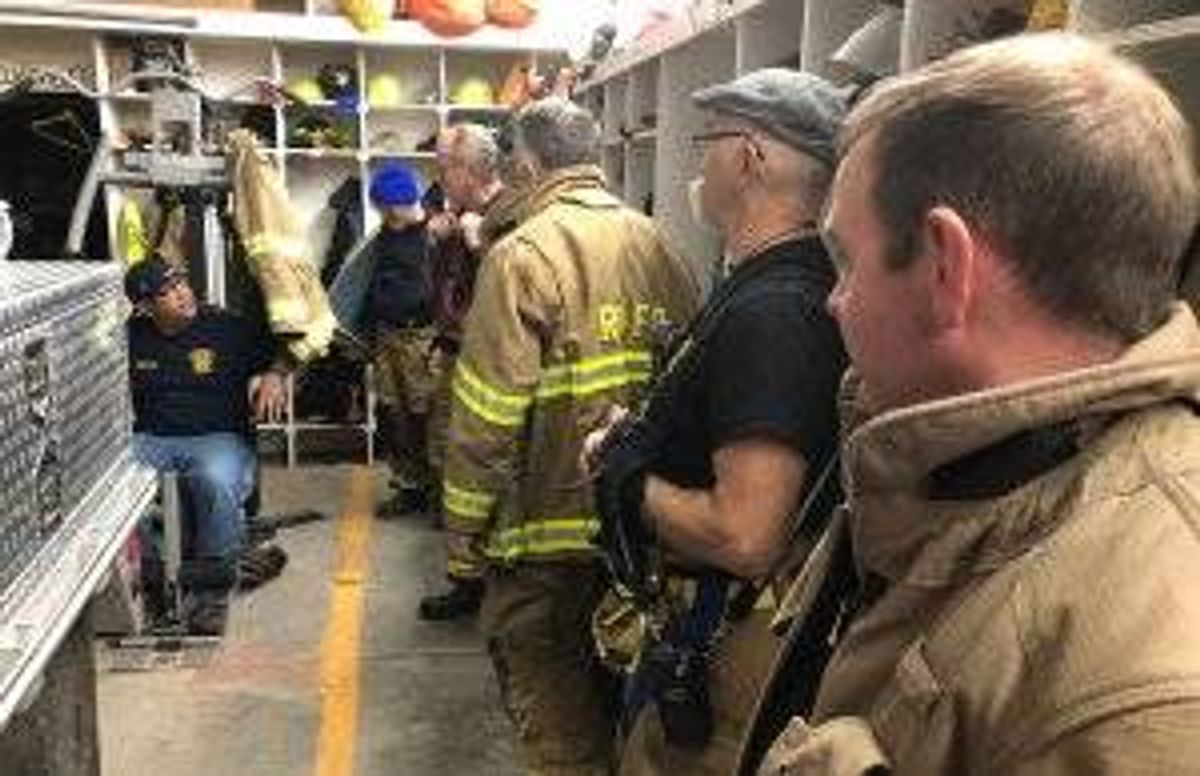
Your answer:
[365,105,440,158]
[283,102,360,151]
[279,43,360,108]
[286,153,358,269]
[901,0,1028,72]
[737,0,803,73]
[601,77,628,143]
[444,50,519,108]
[627,61,659,134]
[0,28,98,93]
[362,46,441,106]
[626,139,656,216]
[602,144,625,197]
[188,38,275,101]
[799,0,880,77]
[101,35,189,97]
[578,86,604,124]
[446,105,512,133]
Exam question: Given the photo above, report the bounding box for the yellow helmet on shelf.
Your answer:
[368,73,404,107]
[288,77,324,105]
[452,76,495,106]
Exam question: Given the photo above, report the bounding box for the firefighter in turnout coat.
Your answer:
[439,98,701,774]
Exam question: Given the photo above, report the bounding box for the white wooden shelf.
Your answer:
[1101,12,1200,50]
[283,147,359,159]
[445,104,513,115]
[365,150,436,160]
[366,103,440,114]
[107,91,151,103]
[0,5,568,51]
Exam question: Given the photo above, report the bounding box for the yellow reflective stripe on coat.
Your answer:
[453,350,652,427]
[446,557,484,579]
[484,517,600,560]
[266,297,309,323]
[536,350,654,400]
[443,481,496,522]
[452,361,533,428]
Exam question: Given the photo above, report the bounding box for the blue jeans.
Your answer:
[133,432,254,562]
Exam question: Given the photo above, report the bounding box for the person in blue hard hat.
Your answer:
[365,161,442,518]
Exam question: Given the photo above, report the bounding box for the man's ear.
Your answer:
[740,138,766,181]
[921,205,977,332]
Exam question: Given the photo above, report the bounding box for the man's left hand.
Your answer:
[582,404,630,475]
[250,371,287,423]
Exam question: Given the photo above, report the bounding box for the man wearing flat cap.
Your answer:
[586,69,848,774]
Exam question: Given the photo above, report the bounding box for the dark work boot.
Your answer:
[184,589,230,637]
[378,486,431,519]
[179,556,237,637]
[237,544,289,592]
[418,578,484,621]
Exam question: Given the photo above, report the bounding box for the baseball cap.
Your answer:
[692,69,847,166]
[369,162,423,207]
[124,256,186,305]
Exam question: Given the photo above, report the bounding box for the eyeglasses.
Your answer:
[690,129,765,159]
[691,129,751,145]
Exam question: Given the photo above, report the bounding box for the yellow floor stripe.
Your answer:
[314,466,374,776]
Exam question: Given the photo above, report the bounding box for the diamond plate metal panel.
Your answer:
[0,261,132,595]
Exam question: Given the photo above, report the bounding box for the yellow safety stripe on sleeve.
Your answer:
[453,350,652,426]
[446,557,484,579]
[452,360,533,428]
[443,481,496,522]
[484,517,601,561]
[536,350,654,400]
[265,298,309,322]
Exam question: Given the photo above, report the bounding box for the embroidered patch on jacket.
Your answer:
[189,348,217,375]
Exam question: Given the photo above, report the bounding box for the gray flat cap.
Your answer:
[692,69,846,166]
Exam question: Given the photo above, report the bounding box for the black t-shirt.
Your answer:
[128,307,275,436]
[650,236,846,489]
[368,221,431,329]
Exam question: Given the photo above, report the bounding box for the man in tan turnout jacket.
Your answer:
[740,35,1200,775]
[441,97,700,774]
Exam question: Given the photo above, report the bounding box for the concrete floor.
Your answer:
[97,463,518,776]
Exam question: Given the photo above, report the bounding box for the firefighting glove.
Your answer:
[594,417,657,602]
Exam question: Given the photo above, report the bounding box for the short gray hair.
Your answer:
[438,123,501,180]
[843,33,1198,341]
[511,97,600,171]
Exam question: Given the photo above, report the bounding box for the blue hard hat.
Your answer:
[370,162,422,207]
